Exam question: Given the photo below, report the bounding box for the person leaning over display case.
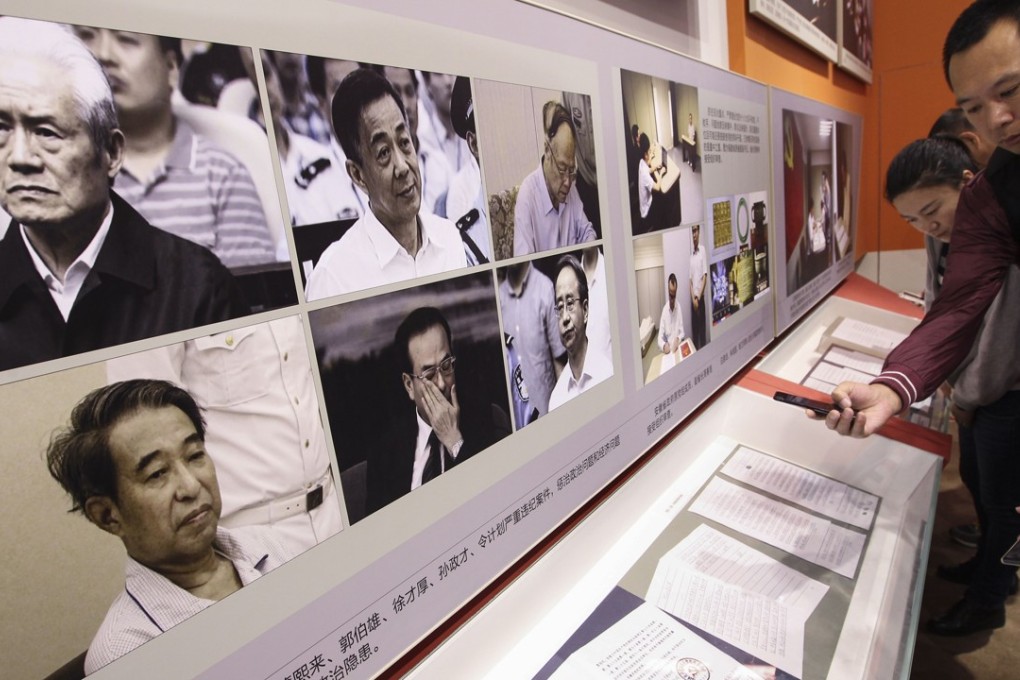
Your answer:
[72,25,277,269]
[548,254,612,410]
[927,107,995,553]
[0,18,248,373]
[367,306,510,512]
[46,380,293,674]
[820,0,1020,436]
[513,102,597,256]
[885,136,1020,636]
[304,68,467,300]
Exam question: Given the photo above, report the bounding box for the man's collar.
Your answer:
[19,202,114,286]
[364,209,427,267]
[123,526,267,632]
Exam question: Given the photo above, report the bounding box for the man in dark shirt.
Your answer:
[367,306,510,513]
[823,0,1020,435]
[820,0,1020,638]
[0,18,247,372]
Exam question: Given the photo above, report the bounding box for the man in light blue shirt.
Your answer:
[513,102,596,256]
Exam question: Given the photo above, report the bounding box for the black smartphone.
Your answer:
[1002,536,1020,566]
[773,391,837,417]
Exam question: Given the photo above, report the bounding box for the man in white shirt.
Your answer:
[45,380,292,673]
[305,68,467,300]
[549,254,613,410]
[637,132,664,231]
[689,224,709,349]
[659,273,685,354]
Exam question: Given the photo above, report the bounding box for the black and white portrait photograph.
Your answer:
[308,271,511,520]
[0,17,295,374]
[272,55,485,298]
[0,316,340,678]
[498,245,611,429]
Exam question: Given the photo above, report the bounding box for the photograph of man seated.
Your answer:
[621,69,703,235]
[0,18,256,373]
[303,67,471,299]
[471,79,601,259]
[46,380,295,674]
[1,318,342,678]
[308,272,511,519]
[106,315,343,553]
[69,25,280,270]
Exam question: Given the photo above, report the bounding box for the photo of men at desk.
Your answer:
[622,69,703,235]
[1,323,342,678]
[471,79,601,260]
[0,18,294,374]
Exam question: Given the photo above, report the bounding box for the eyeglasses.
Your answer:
[408,356,456,383]
[554,157,579,180]
[546,140,577,181]
[551,155,577,180]
[555,296,582,315]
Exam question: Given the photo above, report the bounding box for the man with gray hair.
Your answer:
[0,18,247,372]
[514,102,597,256]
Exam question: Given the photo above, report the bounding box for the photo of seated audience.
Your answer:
[0,18,269,374]
[308,272,511,518]
[471,80,601,259]
[0,320,341,678]
[621,69,703,235]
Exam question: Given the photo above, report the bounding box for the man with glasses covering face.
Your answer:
[548,255,612,410]
[367,306,510,513]
[513,102,597,256]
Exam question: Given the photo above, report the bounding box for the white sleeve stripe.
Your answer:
[878,371,917,404]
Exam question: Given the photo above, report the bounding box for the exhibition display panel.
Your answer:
[0,1,883,679]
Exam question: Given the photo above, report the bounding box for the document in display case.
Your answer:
[757,277,952,433]
[410,385,942,680]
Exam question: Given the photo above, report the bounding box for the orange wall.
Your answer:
[726,0,969,256]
